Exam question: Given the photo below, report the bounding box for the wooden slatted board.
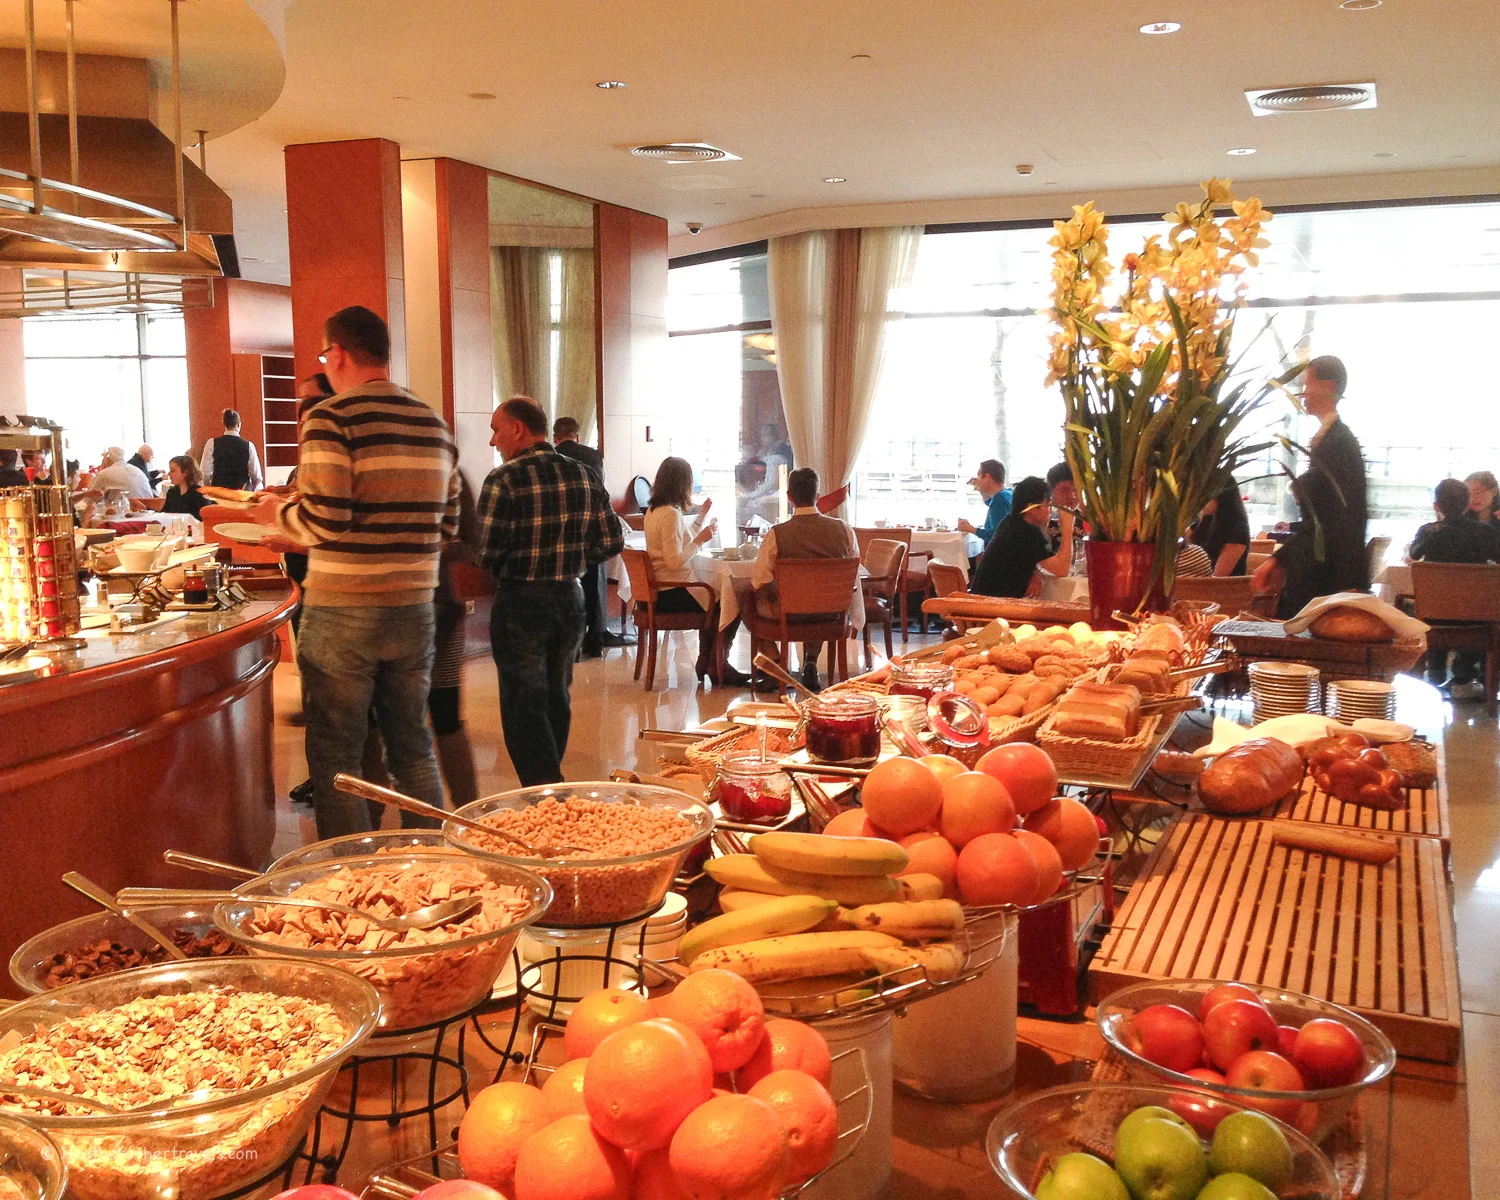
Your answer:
[1261,770,1449,846]
[1090,813,1461,1062]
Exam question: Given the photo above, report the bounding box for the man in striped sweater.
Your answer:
[251,306,460,838]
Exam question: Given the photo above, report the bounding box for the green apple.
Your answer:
[1209,1110,1294,1192]
[1114,1116,1208,1200]
[1035,1152,1129,1200]
[1195,1172,1277,1200]
[1117,1104,1195,1145]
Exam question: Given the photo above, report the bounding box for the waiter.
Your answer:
[1300,355,1369,592]
[200,408,264,492]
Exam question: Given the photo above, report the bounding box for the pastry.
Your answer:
[1197,737,1305,814]
[1382,741,1438,789]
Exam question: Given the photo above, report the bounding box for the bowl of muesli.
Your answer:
[216,853,552,1032]
[446,783,714,928]
[0,1112,66,1200]
[0,957,379,1200]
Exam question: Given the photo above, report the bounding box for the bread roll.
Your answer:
[1053,682,1142,740]
[1309,605,1395,643]
[1114,656,1173,694]
[1382,741,1437,789]
[1198,737,1306,814]
[1135,621,1185,655]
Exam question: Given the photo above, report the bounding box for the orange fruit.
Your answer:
[661,969,768,1073]
[821,808,884,838]
[584,1018,713,1150]
[513,1113,631,1200]
[1012,828,1064,905]
[633,1147,693,1200]
[859,758,943,836]
[917,754,968,785]
[1022,796,1100,871]
[955,832,1040,907]
[539,1056,589,1121]
[975,743,1058,815]
[668,1093,789,1200]
[938,771,1016,848]
[563,988,651,1060]
[746,1070,840,1187]
[456,1080,551,1193]
[896,830,959,899]
[736,1019,833,1090]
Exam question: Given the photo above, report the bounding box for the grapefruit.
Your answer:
[895,830,958,899]
[661,969,768,1074]
[735,1019,833,1090]
[1022,796,1099,871]
[584,1020,713,1151]
[455,1083,551,1194]
[938,771,1016,848]
[746,1070,840,1187]
[955,832,1041,907]
[1012,828,1065,905]
[512,1114,631,1200]
[859,758,943,836]
[975,743,1058,815]
[563,988,651,1060]
[668,1094,789,1200]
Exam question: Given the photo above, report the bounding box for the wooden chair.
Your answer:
[621,513,645,532]
[1171,574,1255,612]
[860,538,907,668]
[743,557,861,682]
[619,548,718,691]
[927,561,967,599]
[853,526,930,643]
[1410,561,1500,713]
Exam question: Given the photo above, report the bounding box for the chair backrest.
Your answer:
[853,526,911,558]
[1171,574,1255,611]
[621,475,651,513]
[776,557,861,617]
[816,484,849,515]
[863,539,907,594]
[621,512,645,532]
[1366,535,1392,577]
[928,561,968,598]
[1410,561,1500,622]
[620,547,659,605]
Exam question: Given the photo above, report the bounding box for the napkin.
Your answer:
[1282,591,1429,641]
[1191,713,1340,757]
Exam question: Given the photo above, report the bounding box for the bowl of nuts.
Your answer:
[0,957,379,1200]
[0,1112,66,1200]
[216,852,552,1032]
[9,906,245,995]
[445,783,715,928]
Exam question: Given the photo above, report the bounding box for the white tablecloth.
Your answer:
[1039,573,1091,603]
[908,529,983,580]
[1375,563,1413,604]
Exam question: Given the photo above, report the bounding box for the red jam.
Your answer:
[712,753,793,824]
[888,662,954,701]
[806,694,881,766]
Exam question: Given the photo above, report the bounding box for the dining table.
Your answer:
[905,528,983,580]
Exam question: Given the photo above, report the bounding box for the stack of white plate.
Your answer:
[1249,661,1321,721]
[1327,679,1397,723]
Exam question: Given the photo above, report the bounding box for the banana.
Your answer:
[717,888,790,913]
[757,974,877,1016]
[750,831,908,877]
[896,873,945,902]
[843,899,965,938]
[689,930,902,984]
[679,896,838,966]
[705,855,901,906]
[860,942,965,984]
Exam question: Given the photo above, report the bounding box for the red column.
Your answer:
[184,295,233,451]
[285,138,407,384]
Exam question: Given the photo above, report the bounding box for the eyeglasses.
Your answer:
[317,345,336,364]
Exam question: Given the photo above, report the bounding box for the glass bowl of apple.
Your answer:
[986,1082,1340,1200]
[1095,979,1396,1144]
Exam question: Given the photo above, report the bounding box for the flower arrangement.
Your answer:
[1046,178,1298,600]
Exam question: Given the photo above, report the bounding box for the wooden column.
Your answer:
[184,294,233,451]
[285,138,407,385]
[436,159,494,490]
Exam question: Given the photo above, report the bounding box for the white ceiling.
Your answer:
[63,0,1500,282]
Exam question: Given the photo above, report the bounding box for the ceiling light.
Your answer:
[822,176,846,184]
[468,92,496,101]
[1247,83,1376,115]
[1339,0,1381,9]
[595,80,627,89]
[1227,147,1257,155]
[849,53,872,62]
[631,142,739,162]
[1139,21,1181,35]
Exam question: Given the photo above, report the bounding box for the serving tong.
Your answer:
[114,887,481,933]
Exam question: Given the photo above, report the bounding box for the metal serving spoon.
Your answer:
[162,850,261,881]
[62,872,189,961]
[114,888,481,933]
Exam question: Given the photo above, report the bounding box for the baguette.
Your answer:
[1270,821,1397,864]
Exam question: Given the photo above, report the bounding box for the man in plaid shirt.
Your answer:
[479,397,624,784]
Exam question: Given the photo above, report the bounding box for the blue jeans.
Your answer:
[298,604,445,839]
[490,580,585,786]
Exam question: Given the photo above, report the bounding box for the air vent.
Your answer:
[630,142,741,163]
[1246,83,1376,115]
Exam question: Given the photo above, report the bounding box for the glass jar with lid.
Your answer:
[924,691,991,768]
[888,661,955,700]
[805,693,882,767]
[711,752,793,824]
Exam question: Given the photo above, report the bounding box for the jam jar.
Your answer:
[888,661,954,700]
[712,752,793,824]
[805,693,881,767]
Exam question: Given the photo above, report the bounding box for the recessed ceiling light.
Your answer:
[822,176,846,184]
[1227,147,1257,156]
[595,80,627,89]
[750,193,767,199]
[1339,0,1380,10]
[1372,150,1396,158]
[468,92,496,101]
[713,201,727,206]
[1043,181,1060,187]
[1139,21,1181,35]
[849,53,872,62]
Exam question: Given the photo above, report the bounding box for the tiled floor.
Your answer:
[268,627,1500,1196]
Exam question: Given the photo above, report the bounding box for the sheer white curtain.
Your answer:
[554,247,598,442]
[766,225,922,507]
[491,246,550,408]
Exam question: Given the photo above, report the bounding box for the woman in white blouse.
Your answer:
[644,457,749,686]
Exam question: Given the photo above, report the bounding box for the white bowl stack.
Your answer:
[1327,679,1397,722]
[1249,660,1322,721]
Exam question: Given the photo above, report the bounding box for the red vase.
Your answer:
[1084,539,1166,629]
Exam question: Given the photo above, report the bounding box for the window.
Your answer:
[22,314,189,466]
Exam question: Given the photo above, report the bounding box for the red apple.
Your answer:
[1169,1067,1234,1135]
[1292,1017,1365,1087]
[271,1189,360,1200]
[1131,1004,1206,1073]
[1276,1024,1300,1059]
[1202,998,1282,1072]
[414,1183,508,1200]
[1198,982,1267,1024]
[1225,1050,1306,1122]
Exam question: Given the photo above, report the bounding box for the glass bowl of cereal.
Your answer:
[9,906,245,995]
[0,957,379,1200]
[268,829,452,872]
[215,853,552,1032]
[446,783,715,928]
[0,1112,66,1200]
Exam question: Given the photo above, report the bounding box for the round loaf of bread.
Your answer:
[1309,605,1394,643]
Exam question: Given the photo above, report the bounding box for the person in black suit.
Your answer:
[552,416,625,656]
[1299,355,1369,592]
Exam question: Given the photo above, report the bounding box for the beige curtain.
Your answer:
[554,247,598,443]
[766,225,922,507]
[490,246,550,409]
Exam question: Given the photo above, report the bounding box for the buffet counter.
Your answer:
[0,584,296,990]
